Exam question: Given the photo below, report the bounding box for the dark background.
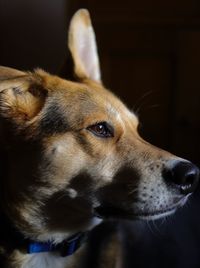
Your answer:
[1,0,200,267]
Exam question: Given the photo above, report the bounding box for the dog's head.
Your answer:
[0,10,199,241]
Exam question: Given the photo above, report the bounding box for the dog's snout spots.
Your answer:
[134,174,177,217]
[142,193,147,198]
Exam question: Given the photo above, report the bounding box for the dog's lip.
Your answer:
[94,196,188,220]
[133,198,187,220]
[137,195,189,219]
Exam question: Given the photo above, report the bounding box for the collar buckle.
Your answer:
[59,232,86,257]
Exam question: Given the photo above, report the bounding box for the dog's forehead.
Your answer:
[60,80,138,125]
[106,101,138,126]
[42,75,138,129]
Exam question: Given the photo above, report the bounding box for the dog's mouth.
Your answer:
[94,205,137,220]
[94,196,188,220]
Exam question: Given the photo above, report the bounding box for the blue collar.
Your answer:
[27,232,87,257]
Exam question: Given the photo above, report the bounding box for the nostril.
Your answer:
[185,171,197,185]
[162,161,199,194]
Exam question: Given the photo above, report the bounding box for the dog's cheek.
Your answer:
[42,134,90,184]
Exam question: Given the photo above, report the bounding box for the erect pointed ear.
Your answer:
[0,66,46,125]
[68,9,101,83]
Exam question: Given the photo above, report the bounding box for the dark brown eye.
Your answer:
[87,122,114,138]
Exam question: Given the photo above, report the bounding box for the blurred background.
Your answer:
[0,0,200,267]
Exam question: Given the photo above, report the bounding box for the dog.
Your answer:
[0,9,199,268]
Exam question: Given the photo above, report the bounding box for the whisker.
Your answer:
[141,104,161,112]
[152,220,163,236]
[128,187,139,195]
[133,90,153,115]
[146,220,158,237]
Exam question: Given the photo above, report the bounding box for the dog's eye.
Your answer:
[87,122,114,138]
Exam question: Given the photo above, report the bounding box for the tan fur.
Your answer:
[0,9,197,268]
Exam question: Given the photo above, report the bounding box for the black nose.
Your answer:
[163,161,199,194]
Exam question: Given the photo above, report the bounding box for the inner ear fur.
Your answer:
[68,9,101,83]
[0,67,47,125]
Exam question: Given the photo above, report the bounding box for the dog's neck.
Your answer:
[0,210,88,265]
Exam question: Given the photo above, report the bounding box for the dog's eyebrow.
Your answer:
[106,103,138,125]
[106,104,122,121]
[39,102,69,135]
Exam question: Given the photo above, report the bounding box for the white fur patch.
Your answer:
[67,188,77,199]
[21,252,73,268]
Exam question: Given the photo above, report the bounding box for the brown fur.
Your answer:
[0,9,198,268]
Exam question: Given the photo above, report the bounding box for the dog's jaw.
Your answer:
[133,195,189,220]
[94,194,189,221]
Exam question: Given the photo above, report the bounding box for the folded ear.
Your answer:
[0,66,46,125]
[68,9,101,83]
[0,66,26,80]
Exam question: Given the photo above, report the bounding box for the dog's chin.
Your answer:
[94,196,189,221]
[133,206,177,220]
